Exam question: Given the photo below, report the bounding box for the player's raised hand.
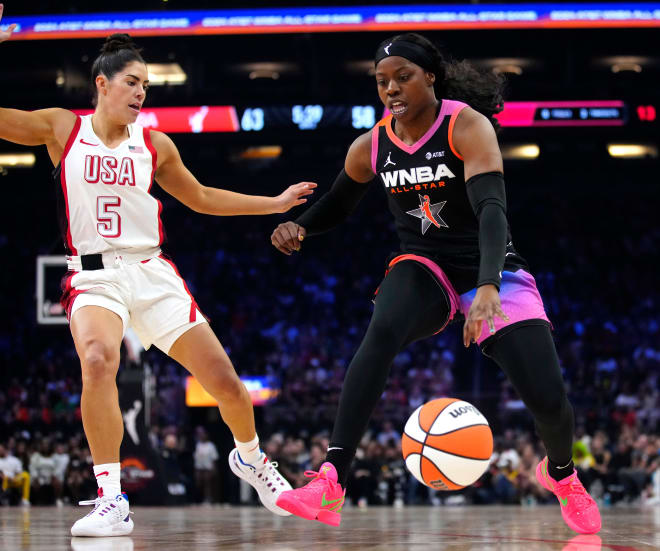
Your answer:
[0,5,17,43]
[271,221,307,255]
[275,181,317,213]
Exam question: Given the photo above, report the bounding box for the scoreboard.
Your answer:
[73,100,656,134]
[240,105,376,131]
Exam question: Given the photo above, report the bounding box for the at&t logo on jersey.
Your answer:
[380,163,455,191]
[84,155,136,186]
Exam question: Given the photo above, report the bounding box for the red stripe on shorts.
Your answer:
[158,255,208,323]
[60,271,86,321]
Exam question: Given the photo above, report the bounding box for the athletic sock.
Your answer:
[326,444,355,487]
[93,462,121,498]
[234,434,261,465]
[548,457,575,481]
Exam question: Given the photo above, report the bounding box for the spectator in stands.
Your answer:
[0,443,30,506]
[52,442,70,506]
[65,445,95,504]
[193,427,219,504]
[161,432,188,504]
[377,420,401,447]
[515,442,544,504]
[29,440,58,505]
[619,434,660,503]
[583,431,611,498]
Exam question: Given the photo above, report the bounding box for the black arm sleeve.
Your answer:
[294,169,372,236]
[465,171,508,290]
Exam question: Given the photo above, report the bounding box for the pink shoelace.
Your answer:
[297,469,338,497]
[553,475,595,509]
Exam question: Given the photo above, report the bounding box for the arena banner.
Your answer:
[119,367,169,505]
[72,106,240,133]
[494,100,626,127]
[72,101,627,133]
[2,3,660,39]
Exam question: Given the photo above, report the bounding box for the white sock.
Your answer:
[234,434,261,465]
[93,462,122,498]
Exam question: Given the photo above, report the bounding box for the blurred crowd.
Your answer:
[0,160,658,508]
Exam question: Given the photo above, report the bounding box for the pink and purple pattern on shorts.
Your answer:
[386,254,550,345]
[459,270,551,345]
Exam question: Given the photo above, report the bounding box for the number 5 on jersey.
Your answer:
[97,196,121,237]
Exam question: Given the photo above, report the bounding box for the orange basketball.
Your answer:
[401,397,493,490]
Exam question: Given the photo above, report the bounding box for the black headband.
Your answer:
[374,40,435,74]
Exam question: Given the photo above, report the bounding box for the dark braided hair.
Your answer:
[91,33,145,106]
[376,33,505,132]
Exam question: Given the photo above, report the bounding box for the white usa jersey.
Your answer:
[56,114,164,255]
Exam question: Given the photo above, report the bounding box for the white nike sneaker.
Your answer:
[71,492,134,537]
[228,448,293,516]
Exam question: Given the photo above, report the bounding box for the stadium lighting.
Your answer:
[238,62,297,80]
[501,144,540,160]
[493,64,524,75]
[611,62,642,73]
[55,70,65,87]
[476,58,533,76]
[0,153,36,167]
[604,56,648,73]
[147,63,187,85]
[239,146,282,159]
[249,70,280,80]
[346,61,376,76]
[607,144,658,158]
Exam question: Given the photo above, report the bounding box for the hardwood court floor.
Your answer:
[0,505,658,550]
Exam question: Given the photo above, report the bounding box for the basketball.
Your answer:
[402,398,493,490]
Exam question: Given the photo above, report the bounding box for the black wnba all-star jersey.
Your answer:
[371,99,527,294]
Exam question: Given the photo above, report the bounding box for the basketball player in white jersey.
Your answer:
[0,14,313,537]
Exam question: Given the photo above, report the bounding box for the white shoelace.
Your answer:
[254,460,288,492]
[77,496,133,517]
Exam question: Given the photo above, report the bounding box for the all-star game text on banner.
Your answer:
[2,3,660,39]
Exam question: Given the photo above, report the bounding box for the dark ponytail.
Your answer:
[91,33,145,105]
[378,33,506,132]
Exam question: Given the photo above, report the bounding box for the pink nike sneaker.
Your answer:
[276,462,345,527]
[536,456,601,534]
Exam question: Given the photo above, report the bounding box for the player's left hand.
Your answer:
[275,181,317,213]
[463,284,509,347]
[0,5,18,44]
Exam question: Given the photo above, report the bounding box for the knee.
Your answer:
[531,388,572,427]
[201,359,246,401]
[80,341,118,386]
[366,316,403,348]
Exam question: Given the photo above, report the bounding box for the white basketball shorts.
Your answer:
[61,254,207,353]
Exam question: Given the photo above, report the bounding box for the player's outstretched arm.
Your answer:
[150,130,316,216]
[271,130,374,255]
[0,107,76,148]
[0,6,78,150]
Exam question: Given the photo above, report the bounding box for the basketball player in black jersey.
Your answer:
[271,33,601,534]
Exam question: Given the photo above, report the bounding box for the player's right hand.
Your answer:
[271,221,307,256]
[0,5,17,44]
